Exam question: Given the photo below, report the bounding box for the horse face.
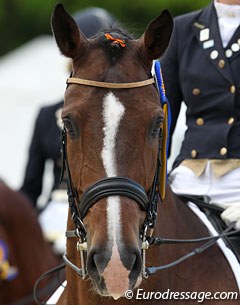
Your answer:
[52,4,172,299]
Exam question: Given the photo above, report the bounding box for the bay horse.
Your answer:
[0,182,60,305]
[51,3,239,304]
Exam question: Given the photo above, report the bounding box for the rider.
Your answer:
[20,7,117,253]
[161,0,240,228]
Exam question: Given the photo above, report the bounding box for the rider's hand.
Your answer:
[221,203,240,230]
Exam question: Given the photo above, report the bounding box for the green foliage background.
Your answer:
[0,0,210,56]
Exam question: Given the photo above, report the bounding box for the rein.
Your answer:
[145,196,240,275]
[33,263,66,305]
[3,267,62,305]
[146,224,238,275]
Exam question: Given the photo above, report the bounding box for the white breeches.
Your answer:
[169,161,240,207]
[38,199,68,254]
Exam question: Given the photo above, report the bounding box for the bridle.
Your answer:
[59,62,240,283]
[61,73,164,279]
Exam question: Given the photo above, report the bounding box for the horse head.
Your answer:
[52,4,173,300]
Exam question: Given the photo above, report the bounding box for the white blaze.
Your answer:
[101,92,129,297]
[101,92,125,177]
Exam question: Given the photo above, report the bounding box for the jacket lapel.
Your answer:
[192,2,234,84]
[225,25,240,62]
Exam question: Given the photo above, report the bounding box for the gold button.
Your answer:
[191,149,197,158]
[192,88,201,95]
[230,85,236,94]
[220,147,227,156]
[196,118,204,126]
[227,117,234,125]
[218,59,225,69]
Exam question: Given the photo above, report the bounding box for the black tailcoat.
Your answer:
[161,2,240,167]
[20,101,64,206]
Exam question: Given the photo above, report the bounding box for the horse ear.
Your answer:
[139,10,173,61]
[51,3,88,59]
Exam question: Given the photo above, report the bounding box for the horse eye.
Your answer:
[151,117,163,138]
[63,118,76,136]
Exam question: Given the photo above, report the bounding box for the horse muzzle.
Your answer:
[87,241,142,299]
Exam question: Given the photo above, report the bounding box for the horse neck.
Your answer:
[1,187,58,272]
[155,186,207,237]
[0,185,59,305]
[145,187,196,273]
[158,187,180,233]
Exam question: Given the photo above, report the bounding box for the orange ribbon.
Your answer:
[104,33,126,48]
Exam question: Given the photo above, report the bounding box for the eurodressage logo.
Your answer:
[124,289,239,303]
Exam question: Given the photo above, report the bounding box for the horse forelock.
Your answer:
[91,28,134,64]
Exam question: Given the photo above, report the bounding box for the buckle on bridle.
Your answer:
[141,226,152,279]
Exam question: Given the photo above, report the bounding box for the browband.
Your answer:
[67,77,155,89]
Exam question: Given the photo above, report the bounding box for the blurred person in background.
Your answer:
[161,0,240,230]
[20,7,117,254]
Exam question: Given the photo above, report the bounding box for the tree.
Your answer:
[0,0,210,56]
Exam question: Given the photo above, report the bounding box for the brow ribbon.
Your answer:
[104,33,126,48]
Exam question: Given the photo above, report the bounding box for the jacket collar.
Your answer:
[192,2,235,84]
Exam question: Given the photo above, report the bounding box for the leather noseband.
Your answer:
[79,177,149,219]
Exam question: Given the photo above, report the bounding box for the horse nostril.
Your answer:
[131,251,142,275]
[87,250,98,275]
[87,249,108,276]
[132,254,138,271]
